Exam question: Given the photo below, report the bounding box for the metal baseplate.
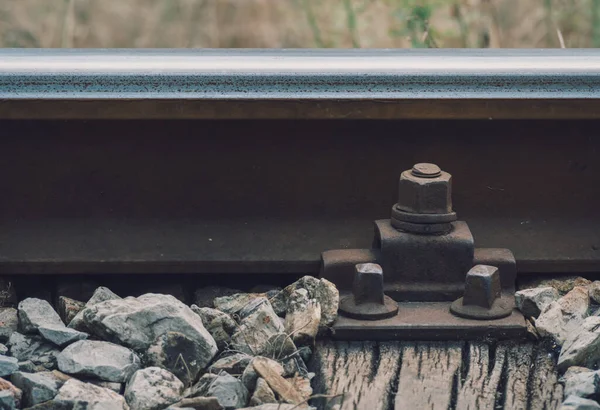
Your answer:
[320,163,527,340]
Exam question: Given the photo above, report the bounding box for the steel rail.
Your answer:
[1,49,600,118]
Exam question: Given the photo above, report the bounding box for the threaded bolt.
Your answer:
[411,163,442,178]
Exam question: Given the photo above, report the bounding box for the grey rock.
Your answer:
[241,357,284,392]
[282,356,309,379]
[81,380,122,394]
[206,373,248,410]
[260,333,297,361]
[0,357,18,377]
[145,331,207,386]
[289,374,313,401]
[515,287,560,318]
[249,378,276,406]
[590,281,600,305]
[285,289,320,347]
[125,367,184,410]
[186,374,217,398]
[0,390,15,410]
[539,276,592,295]
[559,316,600,371]
[230,300,284,355]
[17,299,64,334]
[68,287,121,332]
[0,309,18,343]
[136,283,187,303]
[0,344,7,356]
[54,378,128,410]
[213,294,264,316]
[208,354,252,375]
[57,340,140,382]
[0,280,17,308]
[81,294,218,362]
[194,287,242,309]
[0,377,22,409]
[167,397,223,410]
[313,278,340,327]
[86,287,121,306]
[560,395,600,410]
[562,368,600,399]
[190,306,237,350]
[7,333,60,370]
[18,361,42,373]
[536,286,589,345]
[38,325,88,347]
[298,346,312,364]
[11,371,62,407]
[57,297,85,326]
[20,400,74,410]
[270,276,339,326]
[238,405,313,410]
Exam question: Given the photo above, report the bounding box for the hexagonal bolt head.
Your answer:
[353,263,385,305]
[462,265,501,309]
[396,163,452,215]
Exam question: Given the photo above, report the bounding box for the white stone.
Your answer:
[0,356,17,377]
[206,373,248,410]
[125,367,184,410]
[270,276,339,326]
[208,353,252,375]
[0,309,18,342]
[241,357,284,392]
[559,316,600,371]
[535,286,589,345]
[285,288,321,347]
[38,324,88,347]
[213,293,265,315]
[0,390,15,410]
[145,331,208,387]
[68,287,122,332]
[560,395,600,410]
[562,368,600,399]
[249,377,277,406]
[54,378,128,410]
[11,371,62,407]
[190,306,237,350]
[86,287,121,306]
[230,299,284,355]
[7,332,60,370]
[17,298,64,334]
[515,286,559,318]
[81,294,218,365]
[58,340,140,382]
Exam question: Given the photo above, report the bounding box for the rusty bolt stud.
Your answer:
[397,163,453,215]
[339,263,399,321]
[391,163,457,234]
[450,265,513,320]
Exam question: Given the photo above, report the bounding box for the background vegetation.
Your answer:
[0,0,598,48]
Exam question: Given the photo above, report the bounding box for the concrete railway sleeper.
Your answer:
[0,49,600,409]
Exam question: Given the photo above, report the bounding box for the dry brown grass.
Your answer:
[0,0,597,48]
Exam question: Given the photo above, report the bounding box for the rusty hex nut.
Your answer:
[396,164,453,215]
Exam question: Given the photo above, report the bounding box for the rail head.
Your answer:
[2,49,600,119]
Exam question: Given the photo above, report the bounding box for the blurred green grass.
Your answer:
[0,0,596,48]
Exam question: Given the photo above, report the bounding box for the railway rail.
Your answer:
[0,49,599,409]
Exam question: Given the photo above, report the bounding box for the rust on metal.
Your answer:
[321,163,524,339]
[450,265,514,320]
[338,263,399,321]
